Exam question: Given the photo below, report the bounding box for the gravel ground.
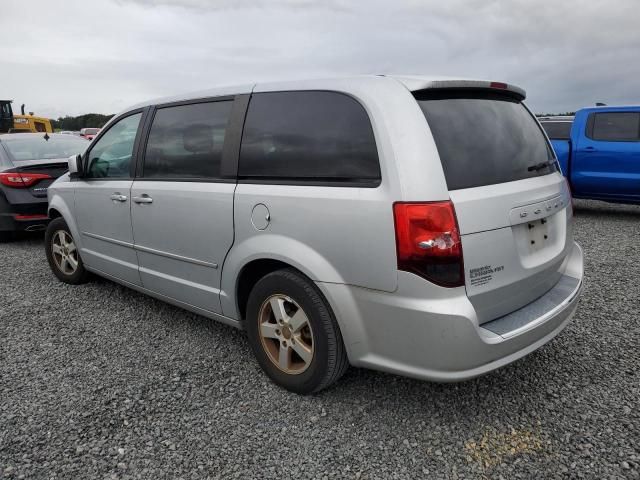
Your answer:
[1,199,638,480]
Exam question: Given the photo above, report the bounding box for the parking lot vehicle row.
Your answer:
[46,75,583,393]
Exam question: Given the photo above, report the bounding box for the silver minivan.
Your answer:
[46,76,583,394]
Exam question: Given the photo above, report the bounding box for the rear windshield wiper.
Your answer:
[527,160,556,172]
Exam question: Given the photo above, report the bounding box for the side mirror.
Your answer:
[68,154,83,178]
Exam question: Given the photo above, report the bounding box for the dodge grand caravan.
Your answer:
[46,76,583,394]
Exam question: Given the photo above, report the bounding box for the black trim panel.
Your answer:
[153,95,235,109]
[237,177,381,188]
[133,177,236,184]
[221,94,250,179]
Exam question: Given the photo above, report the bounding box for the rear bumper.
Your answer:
[0,196,49,232]
[0,213,50,232]
[318,241,583,382]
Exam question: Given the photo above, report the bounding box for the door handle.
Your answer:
[110,193,128,202]
[133,195,153,204]
[584,146,597,152]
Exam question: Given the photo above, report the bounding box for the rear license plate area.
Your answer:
[523,217,551,252]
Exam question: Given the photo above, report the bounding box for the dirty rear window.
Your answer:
[416,90,557,191]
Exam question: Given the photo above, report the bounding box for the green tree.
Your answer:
[51,113,114,131]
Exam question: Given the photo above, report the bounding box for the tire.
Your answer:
[45,217,90,284]
[246,268,349,394]
[0,231,14,243]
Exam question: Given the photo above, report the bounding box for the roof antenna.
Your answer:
[595,102,607,106]
[44,133,50,141]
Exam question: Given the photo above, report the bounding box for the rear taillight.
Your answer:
[0,172,51,188]
[393,201,464,287]
[14,214,49,221]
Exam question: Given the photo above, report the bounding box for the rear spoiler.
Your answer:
[12,159,69,169]
[410,79,526,101]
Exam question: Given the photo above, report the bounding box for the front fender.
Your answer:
[220,234,346,319]
[48,190,83,251]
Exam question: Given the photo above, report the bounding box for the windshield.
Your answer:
[2,135,88,162]
[416,90,557,191]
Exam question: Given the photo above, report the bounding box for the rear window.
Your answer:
[541,121,572,140]
[239,91,380,186]
[1,135,88,162]
[416,91,556,191]
[588,112,640,141]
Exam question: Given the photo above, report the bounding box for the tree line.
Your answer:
[51,113,114,131]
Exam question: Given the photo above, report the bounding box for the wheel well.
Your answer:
[48,208,62,219]
[236,259,295,320]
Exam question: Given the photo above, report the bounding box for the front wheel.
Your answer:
[246,269,349,394]
[45,217,90,284]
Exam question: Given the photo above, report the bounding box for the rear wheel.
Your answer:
[246,269,349,394]
[45,217,90,284]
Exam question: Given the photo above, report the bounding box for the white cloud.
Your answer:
[1,0,638,117]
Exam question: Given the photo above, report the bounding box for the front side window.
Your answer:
[86,113,141,178]
[143,101,232,179]
[589,112,640,141]
[239,91,380,185]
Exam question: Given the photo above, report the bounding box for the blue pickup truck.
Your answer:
[539,106,640,204]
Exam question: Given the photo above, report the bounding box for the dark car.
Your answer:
[0,133,88,240]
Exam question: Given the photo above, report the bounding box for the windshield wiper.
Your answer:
[527,160,556,172]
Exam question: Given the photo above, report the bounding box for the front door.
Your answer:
[74,111,144,285]
[131,99,236,313]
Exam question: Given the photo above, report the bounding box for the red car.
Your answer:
[80,127,100,140]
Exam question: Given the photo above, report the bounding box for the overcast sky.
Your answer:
[2,0,639,118]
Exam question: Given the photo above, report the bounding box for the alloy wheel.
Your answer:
[258,294,315,374]
[51,230,78,275]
